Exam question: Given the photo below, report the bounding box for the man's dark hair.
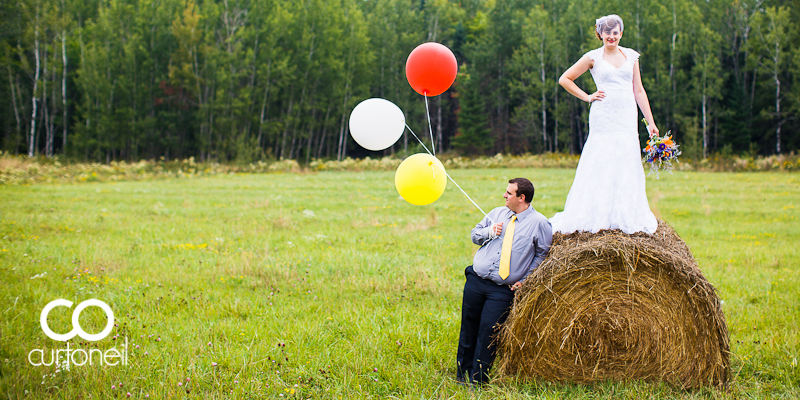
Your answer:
[508,178,534,204]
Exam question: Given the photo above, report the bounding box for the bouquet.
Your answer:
[641,118,681,179]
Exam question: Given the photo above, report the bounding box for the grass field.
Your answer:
[0,169,798,399]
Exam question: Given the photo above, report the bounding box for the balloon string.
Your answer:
[404,123,432,155]
[404,123,491,223]
[443,169,491,223]
[424,94,435,156]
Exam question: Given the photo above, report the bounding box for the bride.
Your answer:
[550,14,659,234]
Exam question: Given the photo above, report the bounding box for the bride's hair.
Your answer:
[595,14,624,40]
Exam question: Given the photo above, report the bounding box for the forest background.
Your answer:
[1,0,799,164]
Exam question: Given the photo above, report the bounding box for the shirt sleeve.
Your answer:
[471,212,495,246]
[519,219,553,283]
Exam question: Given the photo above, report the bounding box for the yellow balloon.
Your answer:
[395,153,447,206]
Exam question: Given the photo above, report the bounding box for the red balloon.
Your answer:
[405,42,458,97]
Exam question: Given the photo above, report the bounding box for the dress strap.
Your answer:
[623,47,640,63]
[583,47,602,62]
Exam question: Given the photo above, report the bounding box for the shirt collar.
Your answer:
[507,204,534,221]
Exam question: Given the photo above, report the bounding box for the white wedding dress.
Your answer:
[549,46,658,234]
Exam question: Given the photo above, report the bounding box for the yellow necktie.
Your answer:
[499,215,516,280]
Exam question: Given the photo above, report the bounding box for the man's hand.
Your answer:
[492,223,504,237]
[510,281,523,291]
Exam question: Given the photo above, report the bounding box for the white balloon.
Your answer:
[349,98,406,151]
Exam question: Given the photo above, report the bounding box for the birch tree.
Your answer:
[748,6,792,154]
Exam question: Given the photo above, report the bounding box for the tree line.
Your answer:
[1,0,798,163]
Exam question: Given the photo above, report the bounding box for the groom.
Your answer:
[456,178,552,385]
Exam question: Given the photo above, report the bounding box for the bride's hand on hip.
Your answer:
[586,90,605,103]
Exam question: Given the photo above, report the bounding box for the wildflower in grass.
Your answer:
[212,362,218,366]
[178,382,183,387]
[186,378,190,382]
[112,385,116,390]
[127,393,131,397]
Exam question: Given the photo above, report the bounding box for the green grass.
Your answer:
[0,169,798,399]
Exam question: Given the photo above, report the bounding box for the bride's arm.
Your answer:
[558,56,604,103]
[632,60,659,136]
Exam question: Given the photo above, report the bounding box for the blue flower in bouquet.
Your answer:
[641,118,681,179]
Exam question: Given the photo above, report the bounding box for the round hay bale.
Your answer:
[495,220,730,388]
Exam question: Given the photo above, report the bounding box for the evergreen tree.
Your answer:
[451,70,491,155]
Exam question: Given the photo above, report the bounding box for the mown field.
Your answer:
[0,169,797,399]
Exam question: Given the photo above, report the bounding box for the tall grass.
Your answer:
[0,169,797,398]
[2,151,798,186]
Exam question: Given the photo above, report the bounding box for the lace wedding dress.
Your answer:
[549,46,658,234]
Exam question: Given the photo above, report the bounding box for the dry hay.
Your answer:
[495,220,730,388]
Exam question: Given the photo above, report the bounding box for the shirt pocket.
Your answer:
[510,233,533,261]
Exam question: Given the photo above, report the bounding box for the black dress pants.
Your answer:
[456,265,515,384]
